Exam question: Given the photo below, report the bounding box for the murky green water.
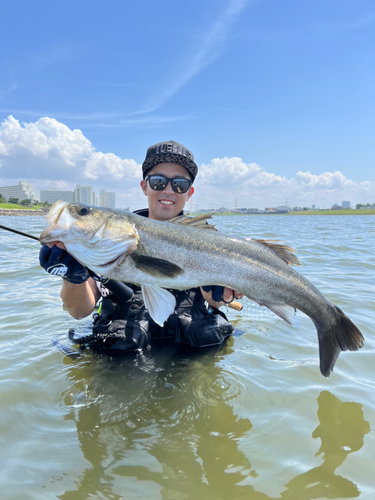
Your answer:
[0,215,374,500]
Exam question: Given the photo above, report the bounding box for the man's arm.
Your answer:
[60,278,100,319]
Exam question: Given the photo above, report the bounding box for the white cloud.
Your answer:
[0,116,373,210]
[195,157,375,209]
[0,115,141,190]
[84,152,140,181]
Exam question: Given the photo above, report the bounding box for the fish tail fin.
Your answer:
[318,306,364,377]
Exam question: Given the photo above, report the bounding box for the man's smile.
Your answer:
[159,199,175,206]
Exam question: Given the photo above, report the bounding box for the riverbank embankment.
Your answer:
[0,209,47,216]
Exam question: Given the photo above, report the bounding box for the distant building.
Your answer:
[331,204,340,210]
[73,185,96,205]
[312,204,316,210]
[342,201,351,209]
[99,189,115,209]
[277,205,289,213]
[40,190,74,205]
[0,181,37,202]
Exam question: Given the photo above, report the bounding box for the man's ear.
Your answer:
[140,179,148,196]
[187,186,194,200]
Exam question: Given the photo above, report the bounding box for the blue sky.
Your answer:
[0,0,374,209]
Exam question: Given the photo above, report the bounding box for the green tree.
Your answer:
[20,199,32,205]
[8,197,19,204]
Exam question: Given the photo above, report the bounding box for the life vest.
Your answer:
[89,285,234,353]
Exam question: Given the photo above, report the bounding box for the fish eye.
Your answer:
[77,205,91,216]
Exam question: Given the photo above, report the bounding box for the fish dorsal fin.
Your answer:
[130,254,184,278]
[168,213,218,231]
[141,284,176,326]
[252,239,302,267]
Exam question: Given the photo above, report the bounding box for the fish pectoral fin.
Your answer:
[141,285,176,326]
[168,213,218,231]
[252,239,302,267]
[130,254,184,278]
[261,302,296,325]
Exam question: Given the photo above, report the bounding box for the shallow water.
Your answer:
[0,214,374,500]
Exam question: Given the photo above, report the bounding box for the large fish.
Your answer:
[40,201,364,377]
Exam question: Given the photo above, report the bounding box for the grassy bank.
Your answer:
[286,209,375,215]
[0,203,39,210]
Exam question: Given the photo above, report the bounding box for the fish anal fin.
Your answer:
[131,254,184,278]
[169,213,218,231]
[253,239,302,267]
[142,284,176,326]
[261,302,296,325]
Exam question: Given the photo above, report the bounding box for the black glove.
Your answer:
[39,244,89,284]
[202,285,226,303]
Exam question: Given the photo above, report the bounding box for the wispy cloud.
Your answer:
[240,14,375,43]
[144,0,251,112]
[318,14,375,33]
[0,67,19,100]
[0,108,122,121]
[32,42,88,71]
[0,83,18,100]
[85,114,192,128]
[0,108,191,129]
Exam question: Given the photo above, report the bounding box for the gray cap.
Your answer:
[142,140,198,181]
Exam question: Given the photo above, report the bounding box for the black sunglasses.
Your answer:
[145,174,192,194]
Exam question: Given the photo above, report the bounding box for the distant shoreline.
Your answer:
[1,208,374,217]
[198,209,375,216]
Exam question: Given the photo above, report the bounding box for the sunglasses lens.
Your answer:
[148,175,191,194]
[172,179,190,194]
[148,176,167,191]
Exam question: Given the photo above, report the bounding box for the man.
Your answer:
[40,140,242,352]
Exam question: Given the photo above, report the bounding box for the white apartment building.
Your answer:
[0,181,37,202]
[99,189,116,208]
[40,190,74,205]
[73,185,96,205]
[342,201,351,209]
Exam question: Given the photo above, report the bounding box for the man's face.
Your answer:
[140,162,194,221]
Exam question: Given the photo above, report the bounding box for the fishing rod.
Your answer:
[0,223,134,302]
[0,224,40,242]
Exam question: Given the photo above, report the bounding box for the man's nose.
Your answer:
[162,181,174,194]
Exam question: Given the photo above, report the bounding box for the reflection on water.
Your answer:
[59,343,256,499]
[58,345,370,500]
[281,391,370,499]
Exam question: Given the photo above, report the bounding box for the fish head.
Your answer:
[40,201,139,272]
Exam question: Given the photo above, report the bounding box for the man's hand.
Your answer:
[201,286,244,309]
[39,244,89,285]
